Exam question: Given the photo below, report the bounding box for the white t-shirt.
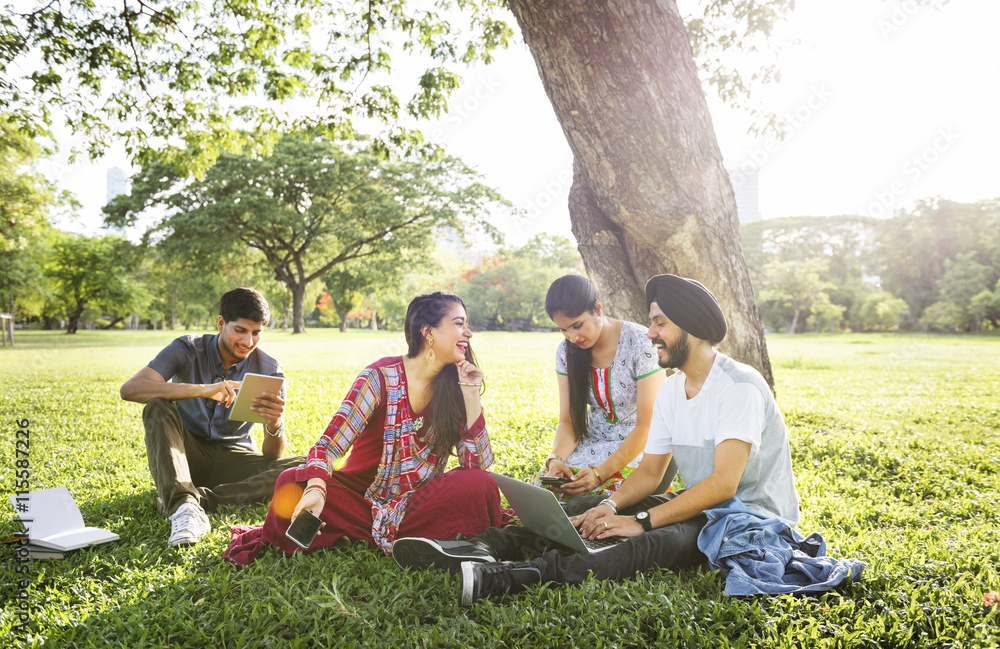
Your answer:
[644,352,800,526]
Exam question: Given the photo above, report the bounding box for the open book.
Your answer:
[9,487,119,552]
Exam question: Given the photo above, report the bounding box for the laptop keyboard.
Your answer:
[581,533,622,552]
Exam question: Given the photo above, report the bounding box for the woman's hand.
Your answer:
[545,459,574,479]
[291,483,327,523]
[560,465,601,495]
[455,360,484,386]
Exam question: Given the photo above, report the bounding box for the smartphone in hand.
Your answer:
[539,476,572,487]
[286,509,323,549]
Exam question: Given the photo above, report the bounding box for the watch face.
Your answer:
[636,512,649,520]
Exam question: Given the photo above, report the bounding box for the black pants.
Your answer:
[477,492,708,585]
[143,399,305,516]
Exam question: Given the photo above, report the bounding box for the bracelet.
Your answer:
[544,453,564,471]
[264,422,284,438]
[303,485,327,499]
[457,381,483,387]
[599,498,618,514]
[590,464,606,484]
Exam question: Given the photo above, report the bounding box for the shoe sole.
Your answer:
[168,538,201,547]
[392,538,492,574]
[460,561,477,607]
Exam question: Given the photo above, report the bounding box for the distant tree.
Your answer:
[459,234,581,330]
[0,117,66,321]
[184,304,210,331]
[852,289,909,332]
[741,214,876,319]
[758,259,834,334]
[46,234,148,334]
[933,253,998,332]
[105,135,506,334]
[918,301,965,333]
[805,293,845,333]
[874,199,1000,325]
[367,246,469,330]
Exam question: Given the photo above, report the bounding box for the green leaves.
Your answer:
[2,0,514,171]
[103,133,510,332]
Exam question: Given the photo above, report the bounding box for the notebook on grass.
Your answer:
[490,472,624,554]
[9,487,119,552]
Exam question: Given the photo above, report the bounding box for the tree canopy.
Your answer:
[104,134,508,332]
[1,0,513,172]
[742,199,1000,334]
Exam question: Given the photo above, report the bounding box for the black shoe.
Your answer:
[392,537,496,573]
[460,561,542,607]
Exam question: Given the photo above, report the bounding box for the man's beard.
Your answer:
[652,333,690,369]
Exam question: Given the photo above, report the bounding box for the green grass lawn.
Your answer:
[2,329,999,648]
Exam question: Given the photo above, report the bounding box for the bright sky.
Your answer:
[42,0,1000,246]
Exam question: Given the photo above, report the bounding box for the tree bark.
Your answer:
[507,0,773,386]
[787,305,800,335]
[66,302,84,334]
[332,299,349,332]
[290,283,306,334]
[171,285,178,330]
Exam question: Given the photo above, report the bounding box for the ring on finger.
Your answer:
[603,521,609,530]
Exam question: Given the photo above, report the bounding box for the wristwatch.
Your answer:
[634,511,653,532]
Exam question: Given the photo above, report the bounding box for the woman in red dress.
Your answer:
[225,292,508,564]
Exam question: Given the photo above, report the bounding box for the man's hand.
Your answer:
[251,391,285,431]
[204,380,242,407]
[571,506,645,540]
[570,503,614,537]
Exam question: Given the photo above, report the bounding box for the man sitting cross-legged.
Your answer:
[392,274,802,605]
[120,287,305,546]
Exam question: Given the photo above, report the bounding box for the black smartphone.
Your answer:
[539,476,572,487]
[285,509,323,549]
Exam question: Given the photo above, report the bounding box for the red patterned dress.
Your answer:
[224,356,509,564]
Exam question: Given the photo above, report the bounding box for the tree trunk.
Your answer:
[370,309,378,330]
[332,299,349,333]
[171,285,178,330]
[66,303,84,334]
[281,291,290,332]
[507,0,773,387]
[787,305,800,335]
[290,283,306,334]
[6,293,13,345]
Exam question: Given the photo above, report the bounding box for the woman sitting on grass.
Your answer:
[538,275,672,499]
[224,292,509,564]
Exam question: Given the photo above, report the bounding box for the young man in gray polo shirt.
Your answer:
[121,287,304,546]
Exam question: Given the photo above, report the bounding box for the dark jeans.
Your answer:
[143,398,305,516]
[476,492,708,585]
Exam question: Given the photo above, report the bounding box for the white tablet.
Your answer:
[229,373,285,424]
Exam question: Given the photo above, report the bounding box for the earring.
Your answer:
[424,337,436,363]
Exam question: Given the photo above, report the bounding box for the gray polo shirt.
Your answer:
[147,334,285,451]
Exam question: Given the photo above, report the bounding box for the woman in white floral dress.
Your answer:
[539,275,675,499]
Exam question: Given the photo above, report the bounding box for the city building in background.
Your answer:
[106,167,128,204]
[727,167,762,222]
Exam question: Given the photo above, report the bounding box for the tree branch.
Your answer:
[122,1,152,99]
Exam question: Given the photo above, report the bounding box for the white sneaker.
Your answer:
[168,502,211,547]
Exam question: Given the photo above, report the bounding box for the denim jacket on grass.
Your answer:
[697,497,866,596]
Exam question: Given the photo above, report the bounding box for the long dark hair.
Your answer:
[545,275,599,444]
[404,292,479,459]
